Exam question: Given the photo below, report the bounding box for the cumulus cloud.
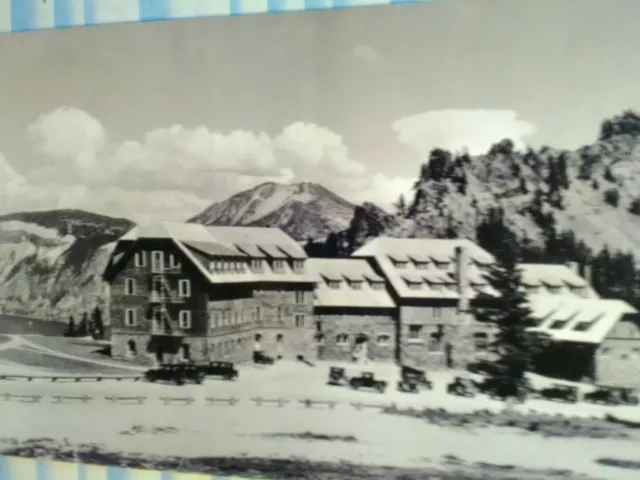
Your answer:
[392,109,537,157]
[16,108,412,221]
[28,107,107,171]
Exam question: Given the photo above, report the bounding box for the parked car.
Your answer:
[584,386,639,406]
[253,351,274,365]
[327,366,349,386]
[197,361,238,380]
[473,377,532,402]
[447,377,476,397]
[144,364,205,386]
[397,365,433,393]
[349,372,387,393]
[538,383,579,403]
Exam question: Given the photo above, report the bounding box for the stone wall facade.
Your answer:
[398,304,494,369]
[253,287,316,359]
[315,309,397,362]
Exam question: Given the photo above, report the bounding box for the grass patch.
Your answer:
[262,431,358,443]
[0,439,593,479]
[382,406,631,440]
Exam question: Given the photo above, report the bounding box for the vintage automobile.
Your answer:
[144,364,205,386]
[253,351,275,365]
[327,366,349,386]
[446,376,476,397]
[397,365,434,393]
[349,372,387,393]
[538,383,579,403]
[197,361,239,380]
[584,386,640,406]
[473,377,533,402]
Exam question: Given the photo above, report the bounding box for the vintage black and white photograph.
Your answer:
[1,0,640,478]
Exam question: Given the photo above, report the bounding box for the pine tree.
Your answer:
[77,312,89,337]
[394,194,407,217]
[473,233,539,400]
[65,315,75,337]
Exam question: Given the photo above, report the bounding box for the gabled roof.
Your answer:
[108,222,314,285]
[351,237,494,300]
[527,295,638,344]
[518,264,597,297]
[308,258,395,309]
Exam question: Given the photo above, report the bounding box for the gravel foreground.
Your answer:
[0,440,598,480]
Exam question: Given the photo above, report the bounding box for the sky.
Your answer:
[1,0,639,223]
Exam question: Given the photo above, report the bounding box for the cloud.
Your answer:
[351,45,383,63]
[28,107,107,171]
[392,109,537,156]
[17,108,412,221]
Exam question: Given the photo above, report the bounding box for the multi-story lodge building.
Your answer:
[350,237,495,368]
[102,222,317,364]
[307,258,397,362]
[102,223,640,386]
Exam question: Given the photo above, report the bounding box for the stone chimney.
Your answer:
[565,261,579,274]
[454,246,470,313]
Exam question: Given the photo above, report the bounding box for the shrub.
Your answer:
[604,188,620,207]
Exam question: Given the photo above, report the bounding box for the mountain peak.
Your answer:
[188,181,356,241]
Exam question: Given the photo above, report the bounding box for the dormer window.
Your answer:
[405,280,422,290]
[250,259,263,271]
[327,280,341,289]
[547,286,562,294]
[394,261,408,269]
[526,285,541,294]
[434,261,449,271]
[350,280,363,290]
[370,281,384,290]
[570,286,586,296]
[292,260,305,273]
[415,262,429,270]
[273,259,286,272]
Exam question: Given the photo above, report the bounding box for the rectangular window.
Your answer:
[124,308,137,326]
[433,307,443,320]
[251,259,263,271]
[428,333,442,351]
[295,291,305,304]
[394,261,408,269]
[328,280,340,289]
[178,279,191,298]
[179,310,192,329]
[151,251,164,273]
[134,251,147,267]
[256,306,261,322]
[377,334,390,346]
[273,259,285,272]
[295,314,305,328]
[371,281,384,290]
[293,260,304,273]
[124,278,136,296]
[169,254,181,269]
[350,281,363,290]
[278,306,285,323]
[408,325,423,341]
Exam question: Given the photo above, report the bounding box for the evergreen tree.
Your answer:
[473,233,539,400]
[65,315,75,337]
[394,194,407,217]
[77,312,89,337]
[91,306,104,340]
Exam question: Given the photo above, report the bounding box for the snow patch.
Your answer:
[0,221,75,242]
